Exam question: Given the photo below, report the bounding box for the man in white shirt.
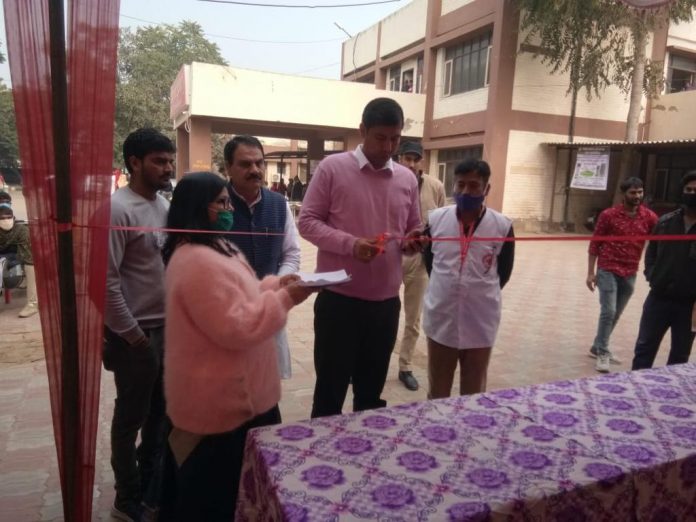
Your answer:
[423,159,514,397]
[225,135,301,379]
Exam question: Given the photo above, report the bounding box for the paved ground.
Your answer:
[0,218,679,520]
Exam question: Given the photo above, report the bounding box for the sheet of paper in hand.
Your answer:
[297,270,351,287]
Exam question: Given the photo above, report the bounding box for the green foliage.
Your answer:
[115,21,226,163]
[516,0,628,101]
[611,1,696,98]
[0,82,19,169]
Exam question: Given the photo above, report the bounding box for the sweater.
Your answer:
[164,243,294,434]
[105,186,169,343]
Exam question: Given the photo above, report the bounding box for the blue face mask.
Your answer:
[455,193,485,212]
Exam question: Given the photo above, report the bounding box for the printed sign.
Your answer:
[571,148,610,191]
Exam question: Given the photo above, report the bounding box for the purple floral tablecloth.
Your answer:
[236,364,696,521]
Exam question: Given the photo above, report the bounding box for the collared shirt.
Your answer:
[230,185,301,276]
[298,147,422,301]
[588,204,658,278]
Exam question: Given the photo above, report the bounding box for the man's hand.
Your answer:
[353,238,381,263]
[279,274,300,288]
[586,273,596,292]
[402,229,425,255]
[130,334,150,349]
[284,283,315,305]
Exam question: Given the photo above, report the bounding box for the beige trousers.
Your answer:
[427,337,492,399]
[398,254,429,372]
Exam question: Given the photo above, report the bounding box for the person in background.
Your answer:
[298,97,423,418]
[224,135,301,379]
[395,141,446,391]
[0,203,39,317]
[632,171,696,370]
[290,174,304,202]
[160,172,312,520]
[423,159,514,398]
[586,177,657,373]
[104,128,175,521]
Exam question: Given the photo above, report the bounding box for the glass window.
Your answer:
[437,146,484,197]
[668,53,696,93]
[443,31,492,96]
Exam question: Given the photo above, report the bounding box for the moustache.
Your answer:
[246,174,263,181]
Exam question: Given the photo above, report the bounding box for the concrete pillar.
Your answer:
[188,117,212,172]
[175,126,189,180]
[307,137,325,183]
[343,132,362,152]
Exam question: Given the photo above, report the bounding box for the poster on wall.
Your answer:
[570,148,610,190]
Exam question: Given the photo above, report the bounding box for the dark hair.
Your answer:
[682,170,696,188]
[0,190,11,203]
[454,159,491,184]
[223,135,265,165]
[122,128,176,174]
[619,177,643,193]
[161,172,234,265]
[361,98,404,130]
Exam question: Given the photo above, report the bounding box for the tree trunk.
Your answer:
[562,84,579,230]
[614,24,647,204]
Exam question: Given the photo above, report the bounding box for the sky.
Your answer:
[0,0,407,85]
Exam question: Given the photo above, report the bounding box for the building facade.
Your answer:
[341,0,696,229]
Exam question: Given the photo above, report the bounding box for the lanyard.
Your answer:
[459,221,475,272]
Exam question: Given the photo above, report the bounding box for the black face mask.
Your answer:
[682,192,696,209]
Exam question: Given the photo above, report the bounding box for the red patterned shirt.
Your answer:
[588,204,658,277]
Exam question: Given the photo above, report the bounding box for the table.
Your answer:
[236,364,696,521]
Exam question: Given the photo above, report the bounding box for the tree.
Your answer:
[610,1,696,201]
[0,41,19,170]
[516,0,628,226]
[115,21,227,163]
[0,83,19,169]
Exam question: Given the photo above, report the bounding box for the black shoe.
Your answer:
[399,371,419,391]
[111,496,140,522]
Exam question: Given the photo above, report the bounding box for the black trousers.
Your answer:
[159,405,281,522]
[632,291,696,370]
[103,326,166,504]
[311,290,401,418]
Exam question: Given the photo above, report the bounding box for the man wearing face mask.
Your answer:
[0,203,39,317]
[632,171,696,371]
[586,177,657,373]
[422,159,514,398]
[224,135,301,380]
[396,141,446,391]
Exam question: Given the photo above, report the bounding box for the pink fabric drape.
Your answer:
[3,1,120,519]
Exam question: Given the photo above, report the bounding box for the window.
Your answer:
[416,55,424,94]
[668,53,696,93]
[437,146,484,197]
[443,31,492,97]
[401,69,414,92]
[388,65,401,92]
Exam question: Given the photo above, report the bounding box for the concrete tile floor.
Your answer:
[0,235,678,520]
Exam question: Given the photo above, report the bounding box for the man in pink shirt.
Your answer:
[299,98,423,418]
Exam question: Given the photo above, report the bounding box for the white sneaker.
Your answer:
[608,353,622,365]
[596,355,610,373]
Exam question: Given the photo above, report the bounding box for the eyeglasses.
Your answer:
[214,197,233,209]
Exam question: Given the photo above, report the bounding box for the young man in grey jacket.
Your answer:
[104,128,174,521]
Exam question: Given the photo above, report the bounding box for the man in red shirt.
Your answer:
[587,177,657,372]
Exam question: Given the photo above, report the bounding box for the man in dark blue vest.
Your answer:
[224,135,301,378]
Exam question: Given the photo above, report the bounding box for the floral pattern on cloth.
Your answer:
[235,364,696,521]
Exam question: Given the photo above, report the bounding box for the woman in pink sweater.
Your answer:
[160,172,311,520]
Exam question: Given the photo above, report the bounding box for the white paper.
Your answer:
[297,270,351,287]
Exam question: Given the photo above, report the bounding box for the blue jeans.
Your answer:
[591,269,636,356]
[632,291,696,370]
